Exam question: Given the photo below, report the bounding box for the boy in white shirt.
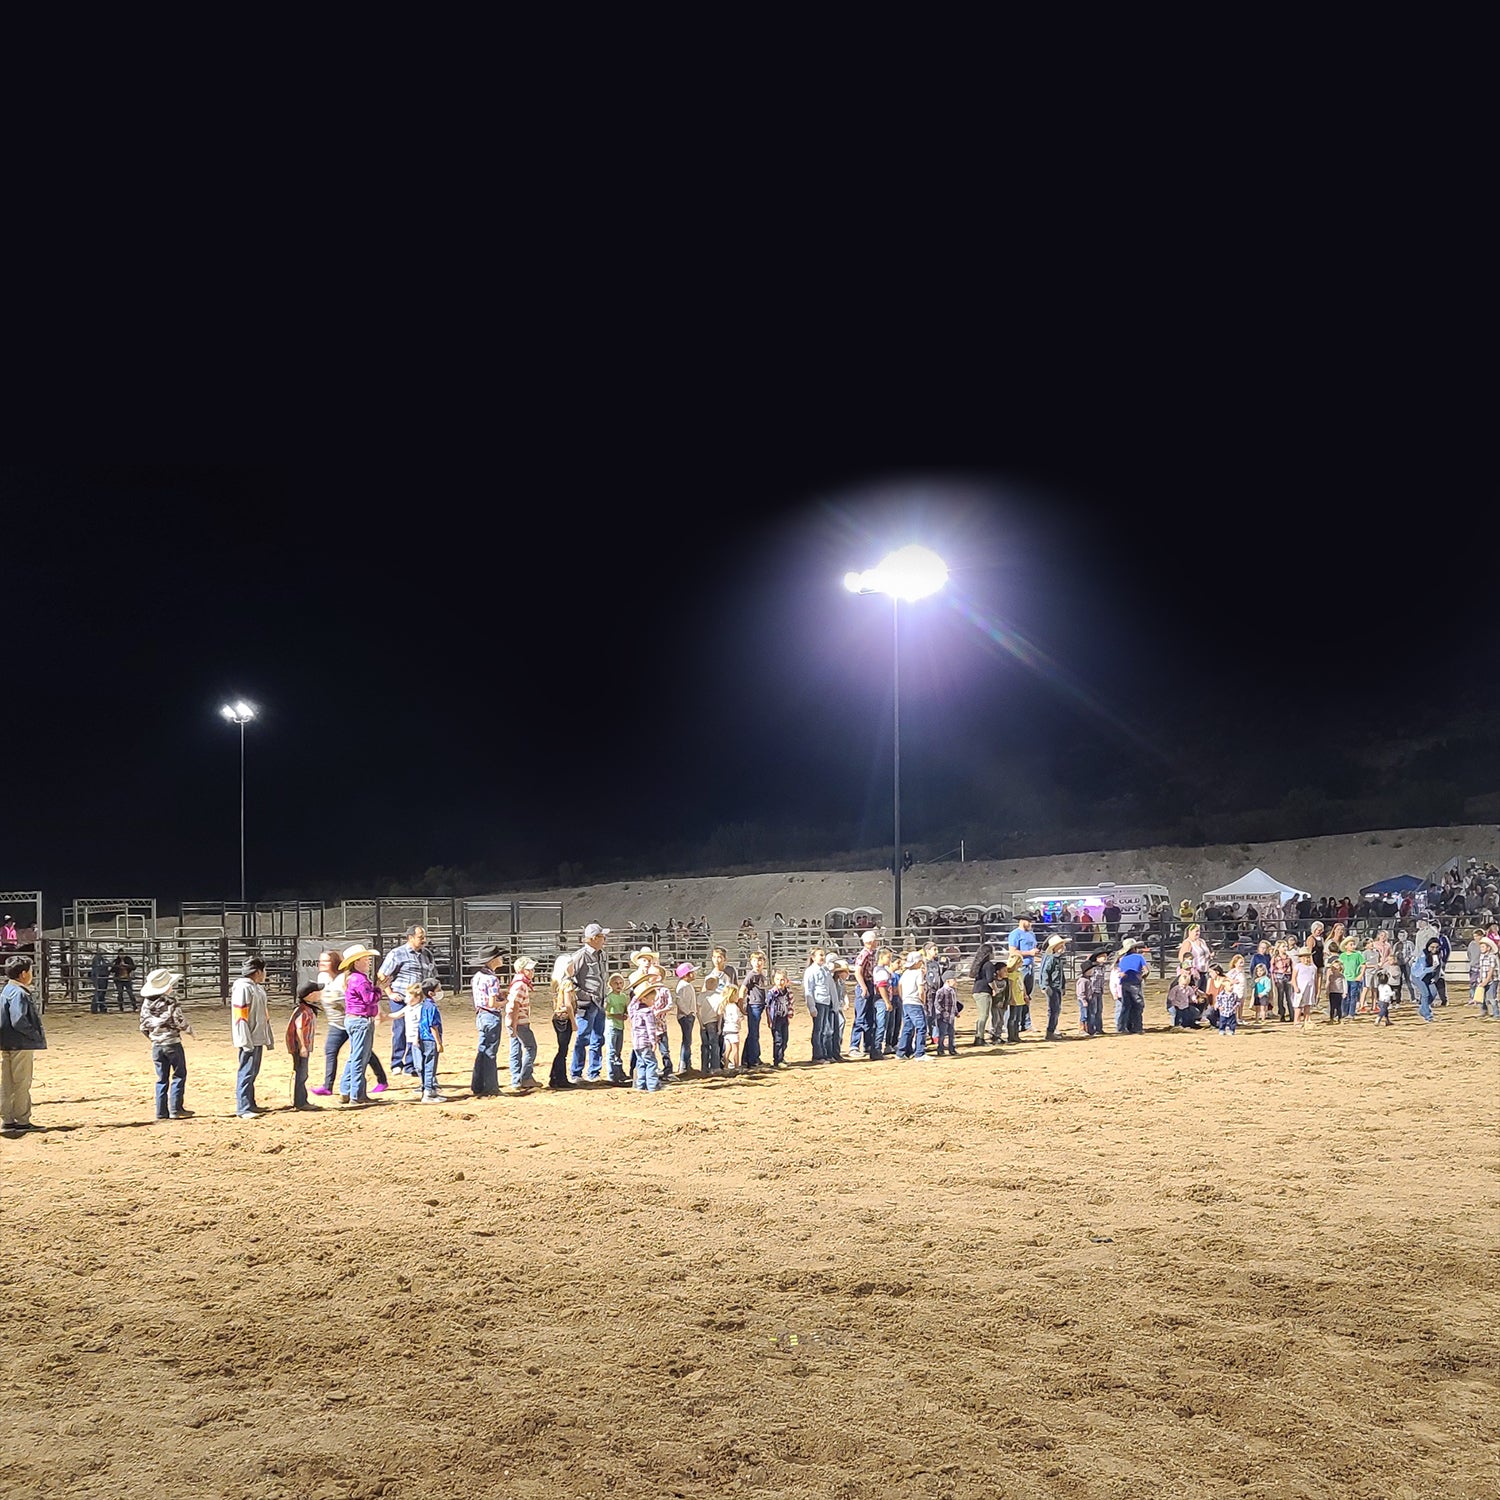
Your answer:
[696,976,725,1074]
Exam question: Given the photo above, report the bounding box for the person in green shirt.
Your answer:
[1339,943,1367,1018]
[603,971,630,1084]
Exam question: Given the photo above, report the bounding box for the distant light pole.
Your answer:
[844,546,948,938]
[219,701,257,903]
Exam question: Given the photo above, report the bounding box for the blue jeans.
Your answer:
[472,1011,502,1095]
[811,1003,831,1060]
[418,1037,439,1094]
[1414,977,1434,1021]
[1044,987,1062,1036]
[1218,1013,1238,1034]
[152,1042,186,1117]
[292,1052,309,1108]
[1087,994,1103,1035]
[570,1005,605,1081]
[341,1015,375,1101]
[743,1003,764,1068]
[509,1024,537,1087]
[854,983,883,1055]
[677,1013,695,1073]
[604,1019,626,1079]
[235,1045,263,1115]
[770,1015,789,1065]
[934,1018,955,1053]
[633,1049,661,1091]
[1483,981,1500,1019]
[1119,981,1144,1034]
[1343,979,1361,1018]
[391,1012,413,1074]
[897,1003,927,1058]
[699,1021,723,1073]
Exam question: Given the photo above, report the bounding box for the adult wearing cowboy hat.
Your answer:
[230,956,275,1119]
[139,969,194,1120]
[1039,934,1069,1040]
[562,923,611,1083]
[337,944,383,1107]
[1115,938,1148,1035]
[850,929,881,1059]
[312,948,389,1098]
[469,945,507,1097]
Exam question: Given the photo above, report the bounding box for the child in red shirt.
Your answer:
[287,982,319,1110]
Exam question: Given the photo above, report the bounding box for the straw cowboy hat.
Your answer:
[1119,939,1137,953]
[1479,937,1498,952]
[630,946,658,965]
[1004,951,1025,972]
[1045,935,1068,951]
[338,944,380,970]
[141,968,180,998]
[513,956,537,974]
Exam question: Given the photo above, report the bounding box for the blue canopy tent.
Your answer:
[1359,874,1426,896]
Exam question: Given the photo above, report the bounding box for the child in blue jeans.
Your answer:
[930,969,959,1055]
[415,981,446,1103]
[765,970,793,1067]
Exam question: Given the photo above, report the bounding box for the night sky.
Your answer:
[2,378,1480,911]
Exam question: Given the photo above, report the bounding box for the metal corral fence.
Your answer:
[42,932,298,1008]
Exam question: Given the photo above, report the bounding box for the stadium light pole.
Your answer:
[843,547,948,938]
[219,701,257,904]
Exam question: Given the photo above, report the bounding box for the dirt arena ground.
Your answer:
[2,986,1497,1500]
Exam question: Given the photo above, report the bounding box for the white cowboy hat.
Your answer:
[1119,939,1137,953]
[1046,935,1068,951]
[141,968,180,998]
[513,956,537,974]
[338,944,380,971]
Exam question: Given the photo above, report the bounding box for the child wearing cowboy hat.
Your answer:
[626,962,673,1092]
[286,981,320,1110]
[139,969,194,1120]
[1039,934,1069,1040]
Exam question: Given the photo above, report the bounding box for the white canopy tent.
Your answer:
[1202,867,1310,912]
